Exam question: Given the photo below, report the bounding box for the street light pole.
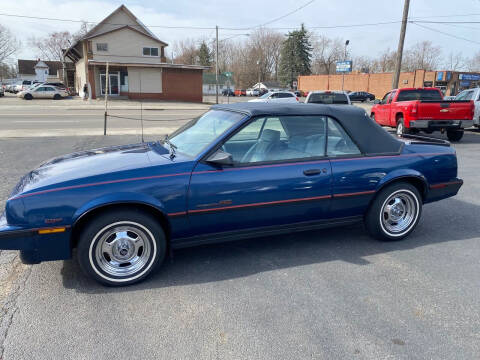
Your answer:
[341,40,349,91]
[215,25,219,104]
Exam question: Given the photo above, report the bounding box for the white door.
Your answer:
[43,86,56,98]
[100,73,120,95]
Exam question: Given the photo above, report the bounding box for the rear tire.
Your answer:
[446,130,464,142]
[53,94,61,100]
[365,182,422,241]
[77,209,167,286]
[396,117,409,136]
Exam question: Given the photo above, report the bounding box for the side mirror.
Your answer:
[373,99,381,104]
[206,150,233,166]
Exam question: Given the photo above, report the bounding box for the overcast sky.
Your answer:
[2,0,480,63]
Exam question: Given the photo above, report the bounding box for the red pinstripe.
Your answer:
[11,152,455,200]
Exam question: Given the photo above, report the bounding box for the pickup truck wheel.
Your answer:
[365,182,422,241]
[396,118,409,136]
[446,130,464,142]
[370,113,375,122]
[77,210,166,286]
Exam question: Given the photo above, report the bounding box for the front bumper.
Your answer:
[410,120,474,130]
[0,213,72,264]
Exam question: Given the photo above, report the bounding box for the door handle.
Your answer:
[303,168,322,176]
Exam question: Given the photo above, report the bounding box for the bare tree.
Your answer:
[467,51,480,72]
[402,41,441,71]
[311,35,343,74]
[0,25,21,63]
[373,48,397,72]
[29,31,73,61]
[444,52,465,71]
[173,38,199,65]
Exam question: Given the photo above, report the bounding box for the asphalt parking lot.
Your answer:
[0,99,479,359]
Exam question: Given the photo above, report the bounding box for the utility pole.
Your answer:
[215,25,219,104]
[104,62,109,135]
[392,0,410,89]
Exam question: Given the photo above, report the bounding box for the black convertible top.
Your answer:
[212,102,403,156]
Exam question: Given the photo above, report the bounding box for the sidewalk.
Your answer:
[0,94,212,111]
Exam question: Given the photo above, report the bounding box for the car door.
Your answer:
[43,86,56,98]
[386,90,396,126]
[326,117,377,218]
[375,92,391,125]
[33,86,46,98]
[184,115,332,238]
[267,93,279,102]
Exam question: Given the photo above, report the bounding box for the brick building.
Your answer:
[298,70,480,98]
[64,5,208,102]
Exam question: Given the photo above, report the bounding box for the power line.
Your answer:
[257,0,316,28]
[410,22,480,45]
[0,13,216,30]
[411,12,480,19]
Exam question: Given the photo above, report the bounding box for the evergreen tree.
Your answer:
[279,24,312,87]
[198,41,212,67]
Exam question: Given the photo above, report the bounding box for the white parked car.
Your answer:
[305,90,351,105]
[455,88,480,128]
[18,85,69,100]
[248,91,299,103]
[14,80,33,93]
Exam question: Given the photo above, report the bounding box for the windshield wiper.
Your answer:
[162,134,177,159]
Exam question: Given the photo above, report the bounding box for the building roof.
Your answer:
[82,5,167,45]
[203,73,234,86]
[17,59,64,75]
[211,102,403,156]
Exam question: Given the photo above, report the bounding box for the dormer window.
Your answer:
[143,47,159,56]
[96,43,108,51]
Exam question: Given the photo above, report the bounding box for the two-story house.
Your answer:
[64,5,208,102]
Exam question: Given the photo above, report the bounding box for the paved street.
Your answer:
[0,99,479,359]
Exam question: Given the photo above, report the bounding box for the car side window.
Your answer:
[463,91,474,100]
[387,91,396,103]
[223,116,327,164]
[327,118,361,157]
[381,92,390,104]
[35,87,45,92]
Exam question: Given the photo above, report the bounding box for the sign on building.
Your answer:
[459,73,480,81]
[336,61,352,73]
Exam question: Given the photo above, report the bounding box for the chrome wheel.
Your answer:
[91,222,154,278]
[396,122,404,135]
[380,190,419,236]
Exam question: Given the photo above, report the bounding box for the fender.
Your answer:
[376,169,429,197]
[72,192,168,225]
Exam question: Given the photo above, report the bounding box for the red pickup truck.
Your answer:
[371,87,474,141]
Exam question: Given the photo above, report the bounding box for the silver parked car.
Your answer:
[17,85,69,100]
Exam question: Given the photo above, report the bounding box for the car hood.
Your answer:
[9,142,174,198]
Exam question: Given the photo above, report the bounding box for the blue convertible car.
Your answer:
[0,103,462,285]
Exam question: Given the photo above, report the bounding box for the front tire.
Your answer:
[447,129,464,142]
[24,93,33,100]
[365,182,422,241]
[77,210,167,286]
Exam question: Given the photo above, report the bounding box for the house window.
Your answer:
[45,70,48,74]
[96,43,108,51]
[143,47,159,56]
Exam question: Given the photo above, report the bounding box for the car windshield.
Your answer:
[397,90,443,101]
[259,92,272,99]
[308,93,349,104]
[168,110,244,157]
